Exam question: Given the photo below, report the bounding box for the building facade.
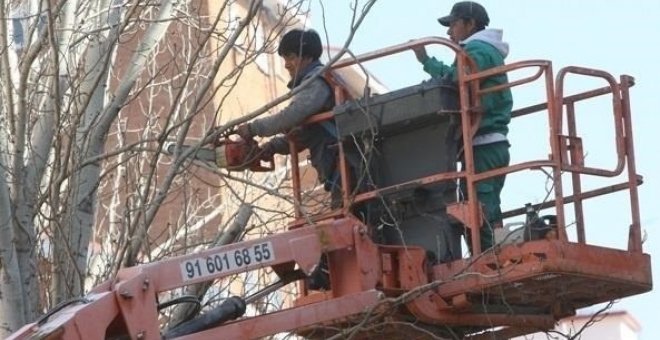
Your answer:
[513,311,641,340]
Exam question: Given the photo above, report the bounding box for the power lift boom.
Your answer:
[8,37,652,340]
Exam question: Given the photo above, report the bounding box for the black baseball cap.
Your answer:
[438,1,490,27]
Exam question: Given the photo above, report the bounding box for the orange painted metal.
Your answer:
[620,75,643,252]
[179,290,383,340]
[10,292,120,340]
[290,36,650,337]
[8,218,376,340]
[9,37,652,340]
[430,240,652,310]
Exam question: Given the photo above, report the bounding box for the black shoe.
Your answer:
[307,266,330,290]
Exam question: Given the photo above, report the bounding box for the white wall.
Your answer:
[512,312,639,340]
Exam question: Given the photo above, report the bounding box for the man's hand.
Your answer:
[412,46,428,64]
[236,123,253,140]
[258,143,275,161]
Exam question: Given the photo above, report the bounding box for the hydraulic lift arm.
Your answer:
[8,217,384,340]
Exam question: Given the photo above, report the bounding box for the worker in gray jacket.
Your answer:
[237,29,339,196]
[236,29,338,290]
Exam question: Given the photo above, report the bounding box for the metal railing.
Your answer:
[287,37,643,255]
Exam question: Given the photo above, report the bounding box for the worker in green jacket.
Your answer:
[412,1,513,253]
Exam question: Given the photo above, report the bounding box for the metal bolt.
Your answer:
[136,331,145,339]
[142,278,150,291]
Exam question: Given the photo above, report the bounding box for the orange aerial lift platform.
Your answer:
[9,37,651,340]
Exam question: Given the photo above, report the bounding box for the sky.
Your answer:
[307,1,660,338]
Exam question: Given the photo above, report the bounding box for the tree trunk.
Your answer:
[0,160,26,336]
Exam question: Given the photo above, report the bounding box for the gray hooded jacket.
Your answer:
[248,62,338,187]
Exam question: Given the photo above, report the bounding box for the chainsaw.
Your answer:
[166,137,274,172]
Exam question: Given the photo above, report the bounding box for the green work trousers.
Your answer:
[463,141,510,252]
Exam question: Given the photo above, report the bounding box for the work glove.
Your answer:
[258,143,275,161]
[236,123,253,140]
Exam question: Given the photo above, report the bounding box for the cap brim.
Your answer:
[437,15,454,27]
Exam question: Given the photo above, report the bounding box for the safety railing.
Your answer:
[552,69,641,251]
[287,37,475,224]
[464,62,642,253]
[287,37,643,256]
